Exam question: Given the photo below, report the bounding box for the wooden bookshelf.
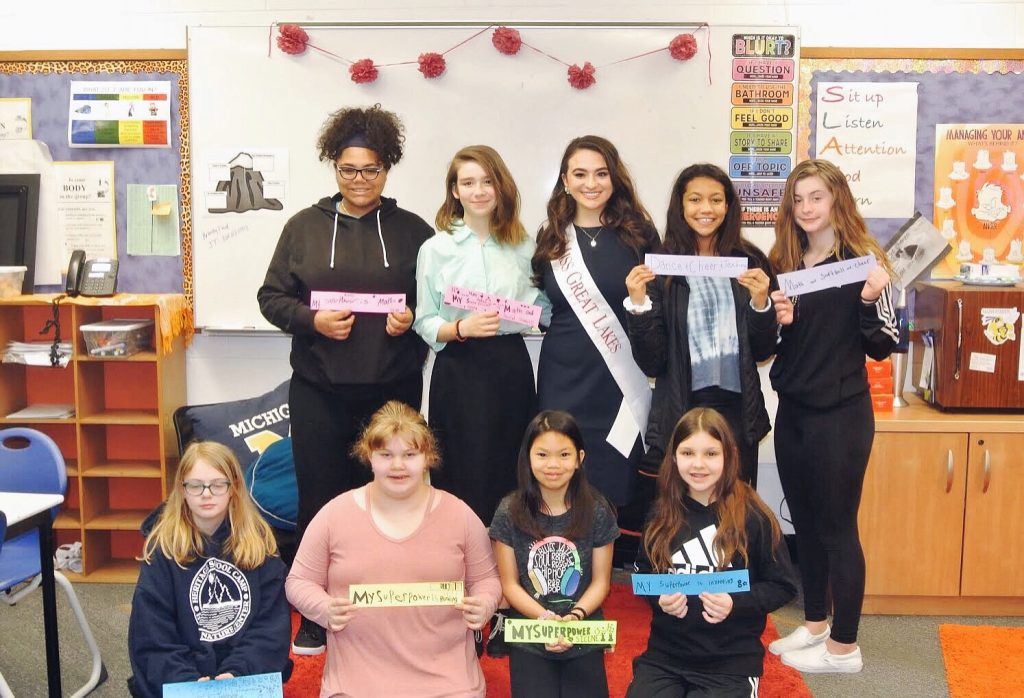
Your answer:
[0,294,186,582]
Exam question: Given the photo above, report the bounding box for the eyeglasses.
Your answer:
[335,165,384,181]
[182,479,231,496]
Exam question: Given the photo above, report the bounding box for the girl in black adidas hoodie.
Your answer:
[627,408,796,698]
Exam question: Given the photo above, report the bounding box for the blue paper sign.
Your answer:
[162,672,283,697]
[631,570,751,595]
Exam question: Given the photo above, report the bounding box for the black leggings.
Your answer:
[773,391,873,644]
[288,372,422,544]
[508,647,608,698]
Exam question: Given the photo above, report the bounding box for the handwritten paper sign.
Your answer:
[504,619,617,645]
[309,291,406,314]
[163,672,282,697]
[631,570,751,595]
[776,255,876,297]
[815,82,919,218]
[443,286,542,327]
[349,581,464,607]
[645,254,748,278]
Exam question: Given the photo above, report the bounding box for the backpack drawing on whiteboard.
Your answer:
[207,151,284,214]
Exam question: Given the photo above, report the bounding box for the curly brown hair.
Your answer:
[317,104,406,168]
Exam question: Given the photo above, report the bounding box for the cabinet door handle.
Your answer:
[945,449,954,493]
[982,449,991,494]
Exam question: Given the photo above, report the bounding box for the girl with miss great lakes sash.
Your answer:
[531,135,659,531]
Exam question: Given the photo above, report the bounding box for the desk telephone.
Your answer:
[65,249,118,297]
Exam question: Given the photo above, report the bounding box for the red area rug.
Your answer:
[284,584,811,697]
[940,624,1024,698]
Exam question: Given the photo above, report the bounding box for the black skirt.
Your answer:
[428,333,536,525]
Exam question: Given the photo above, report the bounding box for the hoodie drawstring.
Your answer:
[332,204,389,269]
[330,212,338,269]
[376,208,390,268]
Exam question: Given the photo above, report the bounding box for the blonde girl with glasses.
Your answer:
[127,442,291,697]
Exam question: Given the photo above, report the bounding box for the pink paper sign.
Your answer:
[310,291,406,314]
[443,286,542,327]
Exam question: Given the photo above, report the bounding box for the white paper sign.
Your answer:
[777,255,876,296]
[644,254,747,278]
[815,82,919,218]
[968,352,996,373]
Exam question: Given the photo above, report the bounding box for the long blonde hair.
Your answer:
[769,159,892,275]
[141,441,278,570]
[435,145,527,246]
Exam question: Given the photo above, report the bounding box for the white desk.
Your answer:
[0,492,65,697]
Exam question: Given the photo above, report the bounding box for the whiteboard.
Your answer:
[188,23,799,329]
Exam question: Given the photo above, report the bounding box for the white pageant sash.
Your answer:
[550,227,652,457]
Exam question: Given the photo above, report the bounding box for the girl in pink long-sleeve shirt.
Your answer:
[286,400,502,698]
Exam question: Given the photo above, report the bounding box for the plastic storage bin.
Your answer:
[0,266,27,298]
[80,319,155,357]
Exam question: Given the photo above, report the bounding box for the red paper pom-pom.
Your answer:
[567,62,596,90]
[276,24,309,55]
[349,59,379,84]
[418,52,446,79]
[669,34,698,61]
[492,27,523,56]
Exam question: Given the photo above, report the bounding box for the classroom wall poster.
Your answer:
[199,148,288,215]
[932,123,1024,278]
[54,161,117,260]
[0,98,32,140]
[815,82,919,219]
[127,184,181,256]
[729,33,798,229]
[67,81,171,148]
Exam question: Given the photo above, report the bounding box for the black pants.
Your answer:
[691,387,759,486]
[774,391,873,645]
[428,334,535,525]
[289,372,422,545]
[508,647,608,698]
[626,655,758,697]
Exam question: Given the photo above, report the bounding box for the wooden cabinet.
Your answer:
[0,295,186,582]
[859,398,1024,614]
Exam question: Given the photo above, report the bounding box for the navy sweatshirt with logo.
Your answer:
[127,519,290,697]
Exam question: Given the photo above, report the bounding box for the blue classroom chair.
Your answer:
[0,428,106,697]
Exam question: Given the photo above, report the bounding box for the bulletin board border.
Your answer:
[0,52,193,311]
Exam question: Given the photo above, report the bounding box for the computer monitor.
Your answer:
[0,173,40,291]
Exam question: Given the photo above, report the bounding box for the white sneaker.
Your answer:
[768,624,830,655]
[782,644,863,674]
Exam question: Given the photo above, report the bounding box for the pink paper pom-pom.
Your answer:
[669,34,698,61]
[567,62,596,90]
[276,24,309,55]
[418,52,446,79]
[349,58,379,84]
[492,27,523,56]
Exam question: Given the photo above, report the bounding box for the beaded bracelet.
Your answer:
[570,606,588,620]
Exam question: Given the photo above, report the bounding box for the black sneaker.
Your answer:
[485,612,509,658]
[291,617,326,656]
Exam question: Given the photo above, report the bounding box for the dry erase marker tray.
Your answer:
[79,318,154,357]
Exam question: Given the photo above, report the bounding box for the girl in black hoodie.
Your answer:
[627,408,796,698]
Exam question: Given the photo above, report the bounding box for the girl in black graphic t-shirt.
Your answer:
[490,411,619,698]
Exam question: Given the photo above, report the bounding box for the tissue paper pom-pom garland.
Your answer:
[567,62,596,90]
[418,52,446,79]
[277,24,309,55]
[492,27,523,55]
[350,59,379,84]
[669,33,698,61]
